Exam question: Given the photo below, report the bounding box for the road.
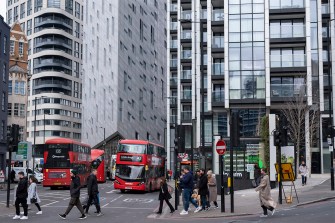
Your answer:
[0,182,334,223]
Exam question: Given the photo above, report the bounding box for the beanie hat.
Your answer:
[71,170,77,175]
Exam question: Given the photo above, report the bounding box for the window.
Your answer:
[27,19,32,35]
[1,121,4,140]
[19,42,23,55]
[75,2,81,18]
[14,6,18,21]
[65,0,73,14]
[27,0,32,16]
[75,22,80,38]
[124,72,127,90]
[135,132,139,139]
[2,63,6,82]
[74,62,80,77]
[20,2,25,19]
[34,0,42,12]
[47,0,60,8]
[19,104,25,117]
[3,37,7,54]
[8,81,12,95]
[2,93,6,111]
[14,81,25,95]
[119,98,123,121]
[7,9,12,24]
[8,103,12,116]
[74,42,80,58]
[150,91,154,109]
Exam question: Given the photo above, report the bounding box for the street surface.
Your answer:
[0,181,334,223]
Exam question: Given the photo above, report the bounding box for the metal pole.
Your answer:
[278,144,282,204]
[43,113,46,144]
[33,98,37,174]
[174,115,179,210]
[200,20,205,170]
[229,138,234,213]
[220,153,225,212]
[327,19,335,191]
[6,149,12,207]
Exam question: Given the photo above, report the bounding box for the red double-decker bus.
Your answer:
[43,138,91,188]
[114,139,166,193]
[91,149,105,183]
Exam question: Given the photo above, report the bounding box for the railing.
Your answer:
[181,30,192,39]
[170,77,177,85]
[170,22,177,30]
[322,3,329,14]
[201,9,207,19]
[182,70,192,79]
[169,96,177,105]
[181,10,192,20]
[212,36,224,48]
[269,0,304,9]
[170,115,177,124]
[181,111,192,120]
[170,59,178,67]
[182,90,192,99]
[212,9,224,21]
[181,50,192,59]
[170,4,178,12]
[212,90,225,102]
[271,84,306,97]
[213,63,224,75]
[170,40,178,48]
[270,54,306,68]
[270,24,305,38]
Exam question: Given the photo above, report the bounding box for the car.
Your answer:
[6,167,43,183]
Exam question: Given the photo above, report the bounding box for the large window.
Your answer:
[14,81,25,95]
[47,0,60,8]
[271,77,306,97]
[270,48,306,67]
[65,0,73,14]
[75,2,80,19]
[20,2,25,19]
[34,0,43,12]
[27,0,32,16]
[8,81,12,95]
[270,19,305,38]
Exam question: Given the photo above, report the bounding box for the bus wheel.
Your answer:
[120,189,125,193]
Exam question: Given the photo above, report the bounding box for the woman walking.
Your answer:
[299,161,309,186]
[255,168,276,218]
[157,178,175,214]
[27,176,42,215]
[207,171,218,209]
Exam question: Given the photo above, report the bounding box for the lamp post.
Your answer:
[326,18,335,191]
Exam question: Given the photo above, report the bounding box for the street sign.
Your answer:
[13,142,32,161]
[216,139,226,155]
[328,138,332,145]
[329,146,334,152]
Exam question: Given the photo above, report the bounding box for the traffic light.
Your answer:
[8,124,20,152]
[279,115,288,146]
[231,112,243,147]
[273,130,281,146]
[174,125,185,153]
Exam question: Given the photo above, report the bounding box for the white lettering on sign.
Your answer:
[123,198,153,203]
[52,155,65,158]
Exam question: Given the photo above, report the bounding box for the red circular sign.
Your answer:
[216,139,226,155]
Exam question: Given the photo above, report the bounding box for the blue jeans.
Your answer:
[200,195,207,210]
[182,188,198,211]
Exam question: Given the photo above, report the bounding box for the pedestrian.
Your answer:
[207,170,218,209]
[12,171,28,220]
[179,166,201,215]
[27,175,42,215]
[193,169,200,189]
[58,170,87,220]
[255,168,276,218]
[299,161,309,186]
[11,169,16,183]
[169,169,172,181]
[106,168,111,181]
[198,168,208,211]
[254,164,262,187]
[85,169,103,216]
[156,178,175,214]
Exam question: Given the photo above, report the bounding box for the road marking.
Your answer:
[106,190,119,194]
[123,198,153,203]
[102,195,123,208]
[41,201,59,207]
[103,206,153,210]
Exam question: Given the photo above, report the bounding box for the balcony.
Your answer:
[271,84,306,97]
[35,37,72,49]
[182,90,192,100]
[269,0,304,9]
[181,10,192,20]
[181,30,192,39]
[212,90,225,102]
[170,59,178,67]
[182,70,192,80]
[181,111,192,121]
[170,77,177,86]
[270,24,305,39]
[170,115,177,124]
[170,40,178,48]
[181,50,192,59]
[213,63,224,75]
[212,9,224,21]
[170,22,177,30]
[170,4,178,12]
[34,57,72,70]
[201,9,207,19]
[169,96,177,105]
[270,54,306,68]
[212,36,224,48]
[322,3,329,14]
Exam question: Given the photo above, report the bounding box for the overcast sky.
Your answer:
[0,1,6,21]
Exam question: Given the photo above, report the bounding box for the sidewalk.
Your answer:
[160,174,335,219]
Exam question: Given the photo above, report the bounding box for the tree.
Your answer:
[259,115,270,169]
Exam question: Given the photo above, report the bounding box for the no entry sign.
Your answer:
[216,139,226,155]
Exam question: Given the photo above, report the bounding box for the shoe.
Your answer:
[20,216,28,220]
[156,212,162,214]
[260,214,268,218]
[215,206,219,209]
[13,215,21,220]
[170,209,175,213]
[271,208,276,216]
[97,212,103,217]
[58,214,66,220]
[180,210,188,215]
[205,207,209,211]
[36,211,42,215]
[188,207,191,211]
[194,207,202,213]
[79,215,87,219]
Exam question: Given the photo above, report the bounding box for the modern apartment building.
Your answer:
[0,15,10,172]
[6,0,83,157]
[166,0,333,175]
[8,22,29,142]
[82,1,167,148]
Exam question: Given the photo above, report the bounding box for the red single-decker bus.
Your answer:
[114,139,166,193]
[91,149,105,183]
[43,138,91,188]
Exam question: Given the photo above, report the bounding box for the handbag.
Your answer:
[251,179,257,188]
[30,185,37,203]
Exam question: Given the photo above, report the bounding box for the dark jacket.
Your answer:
[16,177,28,199]
[180,171,193,190]
[198,174,208,196]
[158,182,172,200]
[70,176,81,198]
[87,174,99,196]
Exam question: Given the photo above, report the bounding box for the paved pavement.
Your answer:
[152,174,335,220]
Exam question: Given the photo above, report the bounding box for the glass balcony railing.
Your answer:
[181,30,192,39]
[270,54,306,68]
[170,4,178,12]
[181,111,192,120]
[322,3,330,14]
[270,24,305,38]
[201,9,207,19]
[269,0,304,9]
[271,84,306,97]
[212,9,224,21]
[212,36,224,48]
[182,90,192,100]
[181,50,192,59]
[212,90,225,102]
[181,10,192,20]
[170,77,177,85]
[170,22,177,30]
[170,59,178,67]
[170,115,177,124]
[213,63,224,75]
[170,40,178,48]
[169,96,177,105]
[182,70,192,79]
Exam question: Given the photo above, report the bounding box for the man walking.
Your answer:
[13,171,28,220]
[198,169,208,211]
[85,169,102,216]
[58,170,87,220]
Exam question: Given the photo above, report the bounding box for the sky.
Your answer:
[0,1,6,21]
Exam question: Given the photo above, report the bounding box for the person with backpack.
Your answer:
[27,176,42,215]
[58,170,87,220]
[13,171,28,220]
[85,169,102,216]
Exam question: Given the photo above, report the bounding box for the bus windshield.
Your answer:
[117,144,146,154]
[44,144,70,168]
[116,164,145,180]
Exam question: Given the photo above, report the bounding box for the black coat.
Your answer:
[70,176,81,198]
[198,174,208,196]
[16,177,28,199]
[87,174,99,196]
[158,182,172,200]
